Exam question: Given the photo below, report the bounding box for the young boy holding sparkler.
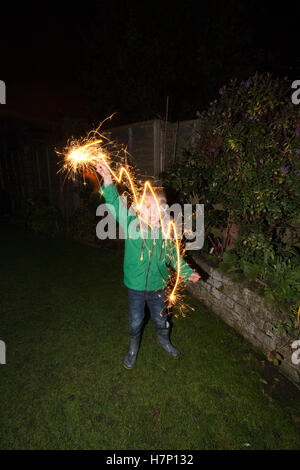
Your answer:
[96,161,200,369]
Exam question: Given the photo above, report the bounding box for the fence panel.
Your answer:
[1,116,201,218]
[106,117,200,177]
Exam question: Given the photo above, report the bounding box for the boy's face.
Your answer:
[139,195,164,228]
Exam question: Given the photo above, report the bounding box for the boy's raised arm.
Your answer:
[97,161,135,233]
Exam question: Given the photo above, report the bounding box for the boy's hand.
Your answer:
[188,272,201,283]
[82,169,100,192]
[96,160,113,186]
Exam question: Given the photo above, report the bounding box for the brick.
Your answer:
[186,258,300,388]
[280,361,300,384]
[233,302,249,318]
[206,277,223,290]
[211,286,224,300]
[253,329,276,350]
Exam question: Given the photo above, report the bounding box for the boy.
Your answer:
[96,161,200,369]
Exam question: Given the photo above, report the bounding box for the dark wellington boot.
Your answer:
[123,331,142,370]
[156,327,180,358]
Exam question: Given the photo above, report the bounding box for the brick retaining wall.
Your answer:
[186,253,300,388]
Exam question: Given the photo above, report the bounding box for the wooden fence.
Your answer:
[105,118,200,178]
[0,117,200,217]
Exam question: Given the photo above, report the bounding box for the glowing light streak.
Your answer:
[60,137,181,303]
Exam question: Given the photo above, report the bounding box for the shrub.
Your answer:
[68,206,98,243]
[24,198,63,236]
[162,72,300,316]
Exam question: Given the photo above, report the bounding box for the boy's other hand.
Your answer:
[188,272,201,283]
[96,161,113,186]
[82,169,100,193]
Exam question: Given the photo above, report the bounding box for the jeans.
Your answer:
[128,288,168,335]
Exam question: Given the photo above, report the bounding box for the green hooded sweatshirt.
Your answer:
[99,182,194,291]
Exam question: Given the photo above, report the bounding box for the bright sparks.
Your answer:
[58,122,183,305]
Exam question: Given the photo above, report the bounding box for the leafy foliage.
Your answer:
[67,184,100,243]
[24,198,63,236]
[68,207,98,244]
[163,72,300,315]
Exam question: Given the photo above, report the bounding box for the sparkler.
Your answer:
[58,125,183,304]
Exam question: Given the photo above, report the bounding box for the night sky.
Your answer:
[1,1,299,126]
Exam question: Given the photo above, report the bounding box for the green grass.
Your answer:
[0,223,300,450]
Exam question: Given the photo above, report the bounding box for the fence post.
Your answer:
[162,96,169,171]
[191,119,197,147]
[128,127,133,155]
[153,120,161,176]
[173,121,179,164]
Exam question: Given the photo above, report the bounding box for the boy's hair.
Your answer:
[133,185,167,214]
[148,185,167,205]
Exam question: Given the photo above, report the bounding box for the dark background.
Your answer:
[1,0,299,126]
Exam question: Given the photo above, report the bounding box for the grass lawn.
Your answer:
[0,223,300,450]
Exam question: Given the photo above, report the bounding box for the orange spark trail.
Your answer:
[63,139,181,303]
